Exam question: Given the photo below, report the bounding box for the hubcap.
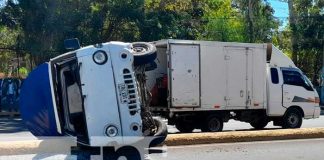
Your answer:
[133,47,147,54]
[208,118,220,131]
[288,113,299,127]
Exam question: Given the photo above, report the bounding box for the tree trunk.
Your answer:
[288,0,298,65]
[248,0,254,43]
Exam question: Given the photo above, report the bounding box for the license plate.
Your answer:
[118,83,128,104]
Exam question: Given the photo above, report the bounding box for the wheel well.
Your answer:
[286,106,305,117]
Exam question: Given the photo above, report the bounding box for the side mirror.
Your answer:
[64,38,80,50]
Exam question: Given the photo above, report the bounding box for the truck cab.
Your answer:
[267,66,320,127]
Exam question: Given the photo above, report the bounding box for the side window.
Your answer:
[270,68,279,84]
[282,70,313,91]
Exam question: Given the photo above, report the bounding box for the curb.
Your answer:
[1,128,324,155]
[165,128,324,146]
[0,138,76,155]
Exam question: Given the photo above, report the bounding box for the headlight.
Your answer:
[105,125,118,137]
[93,50,108,65]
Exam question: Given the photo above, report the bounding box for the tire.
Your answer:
[201,115,223,132]
[250,119,269,130]
[282,108,303,129]
[150,118,168,147]
[175,120,194,133]
[132,42,157,66]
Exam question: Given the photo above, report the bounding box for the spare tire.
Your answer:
[132,42,157,66]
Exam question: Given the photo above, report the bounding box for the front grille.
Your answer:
[123,69,138,115]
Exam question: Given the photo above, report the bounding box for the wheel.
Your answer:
[201,115,223,132]
[282,109,303,129]
[250,118,269,129]
[175,120,194,133]
[132,42,157,66]
[150,118,168,147]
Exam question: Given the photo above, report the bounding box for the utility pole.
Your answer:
[288,0,298,64]
[248,0,254,43]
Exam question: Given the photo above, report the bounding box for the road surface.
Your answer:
[167,115,324,133]
[0,138,323,160]
[149,138,324,160]
[1,116,324,140]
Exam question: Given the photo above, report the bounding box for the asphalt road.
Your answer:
[1,138,322,160]
[149,138,324,160]
[167,115,324,133]
[0,116,324,140]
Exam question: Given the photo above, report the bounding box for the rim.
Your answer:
[208,118,221,131]
[133,46,148,54]
[287,113,299,127]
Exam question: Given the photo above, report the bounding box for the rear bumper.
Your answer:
[313,106,321,118]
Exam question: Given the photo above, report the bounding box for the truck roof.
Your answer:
[153,39,296,68]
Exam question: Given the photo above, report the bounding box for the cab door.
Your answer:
[281,68,316,117]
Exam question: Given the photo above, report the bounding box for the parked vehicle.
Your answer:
[146,39,321,132]
[20,41,167,147]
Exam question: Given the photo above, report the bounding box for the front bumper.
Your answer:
[313,106,321,118]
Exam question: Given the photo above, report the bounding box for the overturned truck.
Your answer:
[20,41,167,147]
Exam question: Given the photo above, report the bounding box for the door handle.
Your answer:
[240,90,244,97]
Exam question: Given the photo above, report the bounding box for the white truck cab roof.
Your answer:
[269,45,296,68]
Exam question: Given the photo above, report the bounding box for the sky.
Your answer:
[268,0,289,28]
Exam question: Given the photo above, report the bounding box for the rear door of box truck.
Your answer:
[169,44,200,107]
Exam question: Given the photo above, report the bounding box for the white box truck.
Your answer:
[146,39,321,132]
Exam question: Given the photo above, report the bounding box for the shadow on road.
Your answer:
[0,117,28,133]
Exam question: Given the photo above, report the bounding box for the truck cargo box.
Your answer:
[147,40,268,111]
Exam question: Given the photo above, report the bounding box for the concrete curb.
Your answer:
[165,128,324,146]
[1,128,324,155]
[0,138,76,155]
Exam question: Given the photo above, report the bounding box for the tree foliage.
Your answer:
[273,0,323,84]
[0,0,322,84]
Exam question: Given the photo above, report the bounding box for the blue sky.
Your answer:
[268,0,289,18]
[268,0,289,27]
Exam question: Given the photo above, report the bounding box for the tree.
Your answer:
[293,0,323,84]
[199,0,245,42]
[231,0,279,43]
[140,0,207,41]
[274,0,323,84]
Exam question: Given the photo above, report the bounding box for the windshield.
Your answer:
[302,73,314,89]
